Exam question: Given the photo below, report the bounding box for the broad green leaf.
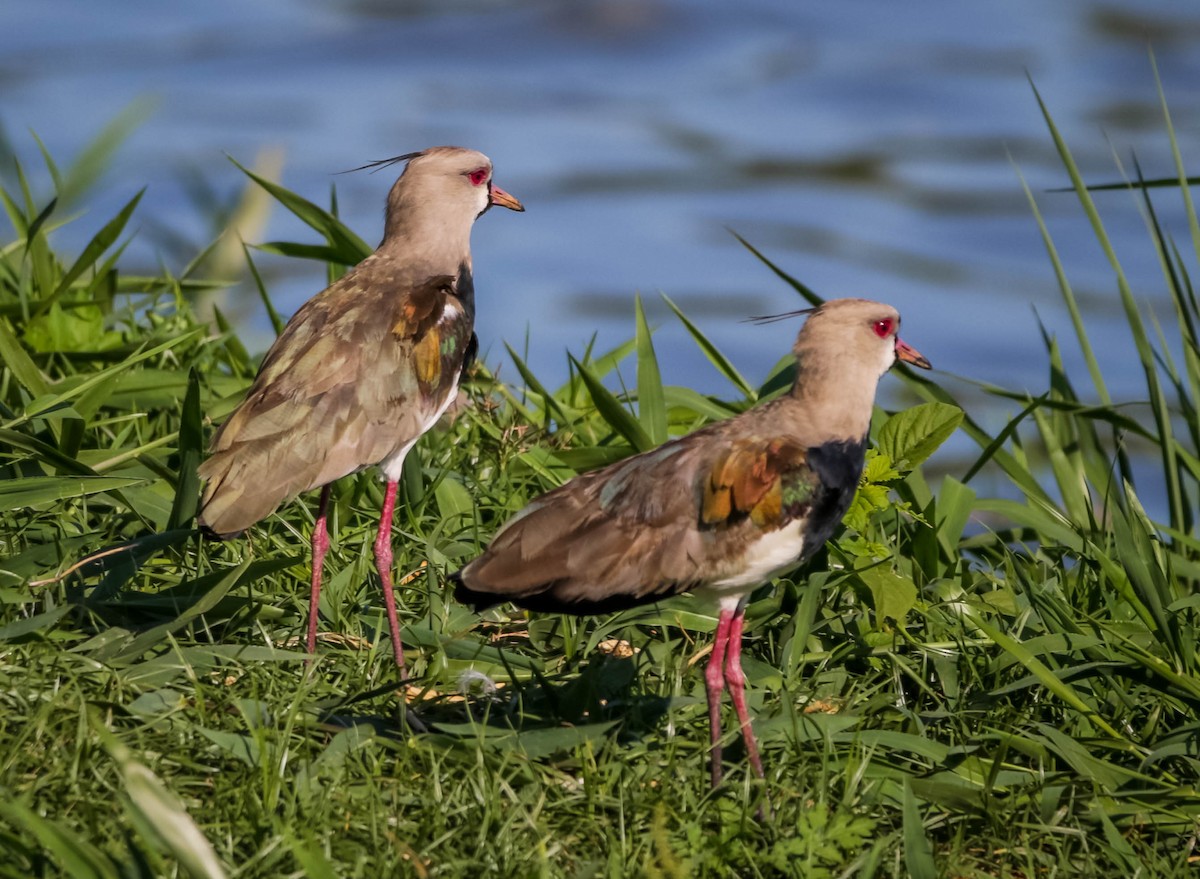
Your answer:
[434,474,474,520]
[286,835,340,879]
[876,402,963,469]
[126,689,188,718]
[196,727,261,767]
[514,721,620,760]
[23,302,123,353]
[855,566,918,624]
[934,475,976,557]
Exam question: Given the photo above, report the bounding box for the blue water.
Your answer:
[4,0,1199,443]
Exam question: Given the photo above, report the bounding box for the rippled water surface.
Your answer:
[5,0,1200,424]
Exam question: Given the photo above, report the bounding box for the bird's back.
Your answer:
[452,399,867,613]
[198,262,475,537]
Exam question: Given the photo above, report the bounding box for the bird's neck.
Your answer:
[788,356,881,441]
[380,199,477,274]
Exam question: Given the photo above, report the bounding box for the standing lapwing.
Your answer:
[199,146,524,677]
[452,298,930,787]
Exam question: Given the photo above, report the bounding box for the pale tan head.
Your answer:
[784,298,930,439]
[376,146,524,252]
[792,298,930,383]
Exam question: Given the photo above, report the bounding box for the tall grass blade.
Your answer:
[49,189,143,303]
[567,354,652,452]
[241,242,285,336]
[0,476,145,512]
[505,341,575,429]
[1151,52,1200,265]
[633,293,667,445]
[901,780,936,879]
[56,100,150,208]
[3,329,202,429]
[1012,160,1109,404]
[731,232,823,307]
[659,292,755,399]
[228,158,370,262]
[1034,80,1188,531]
[0,317,50,397]
[167,369,202,530]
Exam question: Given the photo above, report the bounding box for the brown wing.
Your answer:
[198,264,470,536]
[453,418,816,613]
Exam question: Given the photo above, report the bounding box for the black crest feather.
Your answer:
[340,151,425,175]
[743,307,817,325]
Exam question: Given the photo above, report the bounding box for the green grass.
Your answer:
[2,82,1200,877]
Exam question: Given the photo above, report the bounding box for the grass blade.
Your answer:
[660,291,755,399]
[901,780,937,879]
[568,353,652,452]
[633,292,667,445]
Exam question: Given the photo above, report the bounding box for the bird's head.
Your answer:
[793,298,930,377]
[384,146,523,226]
[349,146,523,251]
[775,297,931,413]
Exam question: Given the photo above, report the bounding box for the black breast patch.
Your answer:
[802,435,867,550]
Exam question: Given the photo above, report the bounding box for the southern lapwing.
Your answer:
[198,146,524,677]
[452,298,930,786]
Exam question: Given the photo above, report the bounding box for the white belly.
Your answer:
[707,518,809,593]
[377,376,460,482]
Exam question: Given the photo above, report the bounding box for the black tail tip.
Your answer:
[197,521,244,541]
[450,570,502,613]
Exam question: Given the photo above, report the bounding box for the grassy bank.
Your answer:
[1,88,1199,877]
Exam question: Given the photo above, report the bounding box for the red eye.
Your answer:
[467,167,489,186]
[872,318,894,338]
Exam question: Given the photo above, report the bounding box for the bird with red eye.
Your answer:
[452,298,932,809]
[198,146,524,678]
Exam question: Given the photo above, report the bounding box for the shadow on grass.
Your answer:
[314,654,676,759]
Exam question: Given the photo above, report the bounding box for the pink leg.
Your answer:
[373,480,407,676]
[705,608,736,788]
[306,485,333,655]
[723,611,765,780]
